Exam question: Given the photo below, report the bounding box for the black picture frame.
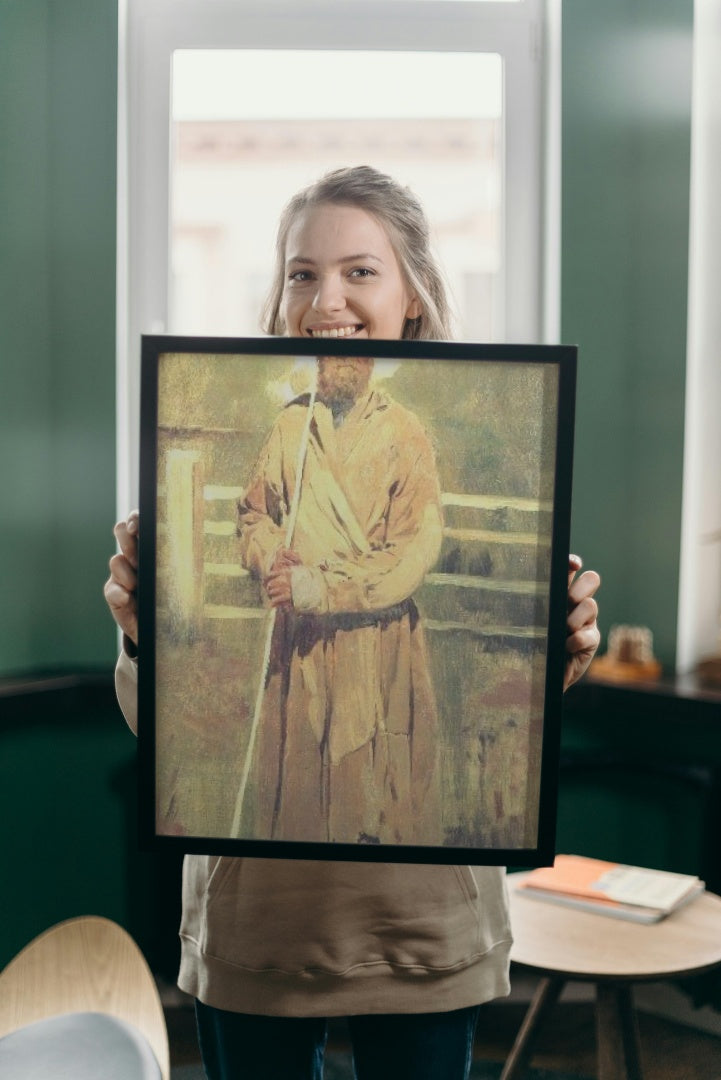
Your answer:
[138,335,576,865]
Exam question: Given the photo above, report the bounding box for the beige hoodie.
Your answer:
[116,650,512,1016]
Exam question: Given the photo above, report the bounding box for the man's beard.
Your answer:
[316,361,372,412]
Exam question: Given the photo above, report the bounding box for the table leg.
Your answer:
[500,976,565,1080]
[596,982,643,1080]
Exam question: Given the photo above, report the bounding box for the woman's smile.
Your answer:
[307,323,365,339]
[281,203,421,341]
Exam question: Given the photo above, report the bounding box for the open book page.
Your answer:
[598,865,700,910]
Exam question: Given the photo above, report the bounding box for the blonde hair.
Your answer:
[262,165,453,341]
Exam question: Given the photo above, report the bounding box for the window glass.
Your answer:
[170,50,503,340]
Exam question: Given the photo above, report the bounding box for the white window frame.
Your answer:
[117,0,559,513]
[677,0,721,674]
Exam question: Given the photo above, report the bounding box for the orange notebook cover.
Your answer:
[519,854,701,913]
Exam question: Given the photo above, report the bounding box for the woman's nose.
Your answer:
[312,274,345,314]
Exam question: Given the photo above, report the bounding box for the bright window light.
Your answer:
[173,50,502,121]
[170,50,503,341]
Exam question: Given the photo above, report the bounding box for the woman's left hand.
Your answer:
[564,554,601,691]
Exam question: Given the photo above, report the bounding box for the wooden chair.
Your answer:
[0,915,170,1079]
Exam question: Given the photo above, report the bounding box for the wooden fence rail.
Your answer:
[157,450,551,644]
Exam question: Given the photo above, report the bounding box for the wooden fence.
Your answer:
[154,447,553,846]
[157,447,552,647]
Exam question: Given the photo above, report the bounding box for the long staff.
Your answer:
[230,367,318,837]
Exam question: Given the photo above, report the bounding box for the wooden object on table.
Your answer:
[591,655,663,682]
[696,653,721,689]
[502,873,721,1080]
[591,624,662,683]
[0,915,169,1080]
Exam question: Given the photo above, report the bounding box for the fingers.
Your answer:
[105,511,140,644]
[566,590,599,636]
[271,547,302,572]
[108,550,137,592]
[264,568,293,608]
[113,510,139,569]
[567,553,583,587]
[567,565,601,639]
[563,623,602,690]
[103,575,139,643]
[564,559,601,690]
[566,622,601,659]
[103,575,136,618]
[267,549,302,604]
[568,568,601,610]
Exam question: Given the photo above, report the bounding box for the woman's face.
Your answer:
[280,203,421,341]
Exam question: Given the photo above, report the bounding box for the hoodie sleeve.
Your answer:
[115,645,139,736]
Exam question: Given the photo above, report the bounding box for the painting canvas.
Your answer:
[138,336,576,865]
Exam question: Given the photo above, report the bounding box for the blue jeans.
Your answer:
[195,1000,481,1080]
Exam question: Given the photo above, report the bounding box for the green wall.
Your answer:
[0,0,118,676]
[0,1,693,677]
[0,0,134,968]
[562,0,693,670]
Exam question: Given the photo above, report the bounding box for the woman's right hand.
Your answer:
[104,510,139,646]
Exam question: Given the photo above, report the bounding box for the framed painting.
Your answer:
[137,336,576,865]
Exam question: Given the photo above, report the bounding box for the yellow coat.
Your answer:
[238,389,444,846]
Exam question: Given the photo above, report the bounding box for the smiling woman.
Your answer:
[282,206,420,340]
[263,167,451,341]
[227,168,452,846]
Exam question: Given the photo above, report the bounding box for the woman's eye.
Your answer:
[288,269,313,283]
[349,267,375,279]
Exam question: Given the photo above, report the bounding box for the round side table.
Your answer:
[502,873,721,1080]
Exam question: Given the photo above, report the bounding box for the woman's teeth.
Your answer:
[310,325,360,338]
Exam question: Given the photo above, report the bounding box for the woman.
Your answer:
[106,166,601,1080]
[235,182,448,847]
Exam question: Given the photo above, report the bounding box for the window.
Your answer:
[169,49,503,340]
[118,0,557,510]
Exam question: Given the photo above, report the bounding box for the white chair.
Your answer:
[0,915,170,1079]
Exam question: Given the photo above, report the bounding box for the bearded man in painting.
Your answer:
[237,352,443,847]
